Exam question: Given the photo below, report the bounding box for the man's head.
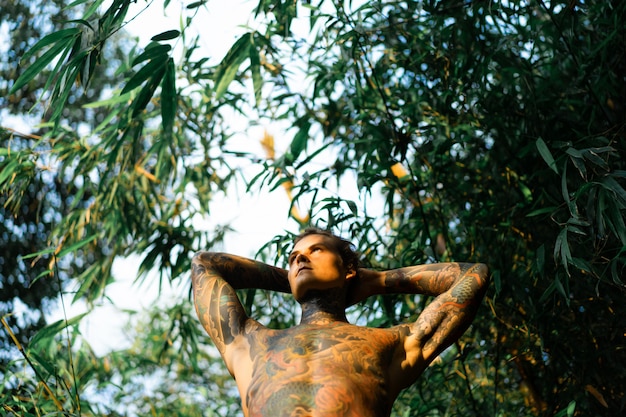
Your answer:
[287,228,360,302]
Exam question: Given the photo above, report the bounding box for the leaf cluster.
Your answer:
[1,0,625,416]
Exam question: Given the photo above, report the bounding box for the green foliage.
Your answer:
[1,0,625,416]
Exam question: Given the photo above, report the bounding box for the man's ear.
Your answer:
[345,266,357,280]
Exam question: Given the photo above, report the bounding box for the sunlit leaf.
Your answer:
[83,91,132,108]
[28,313,88,350]
[20,247,56,260]
[57,234,99,258]
[0,158,19,185]
[249,40,263,107]
[213,32,252,101]
[81,0,106,20]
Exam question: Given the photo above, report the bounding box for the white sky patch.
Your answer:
[43,0,298,355]
[27,0,385,356]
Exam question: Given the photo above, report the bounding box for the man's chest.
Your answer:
[242,324,402,417]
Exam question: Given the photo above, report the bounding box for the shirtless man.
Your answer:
[191,227,489,417]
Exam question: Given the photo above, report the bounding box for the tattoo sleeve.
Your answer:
[383,262,481,296]
[408,263,490,363]
[190,252,290,355]
[193,252,290,292]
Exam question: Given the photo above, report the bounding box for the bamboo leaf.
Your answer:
[554,275,568,300]
[83,91,132,108]
[536,137,558,174]
[50,63,83,123]
[582,149,609,170]
[610,257,624,285]
[161,58,177,139]
[64,0,91,9]
[187,1,206,9]
[122,56,168,94]
[10,39,72,94]
[214,33,252,100]
[57,234,98,258]
[249,40,263,107]
[151,29,181,41]
[536,244,546,277]
[81,0,106,20]
[132,65,166,117]
[63,0,104,20]
[600,176,626,208]
[569,153,587,180]
[554,228,572,276]
[20,247,56,260]
[20,28,80,62]
[30,352,61,378]
[132,43,171,67]
[28,313,88,350]
[0,159,19,185]
[560,161,577,217]
[72,263,101,302]
[526,206,557,217]
[290,120,310,162]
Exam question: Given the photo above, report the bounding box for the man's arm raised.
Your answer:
[402,263,489,363]
[351,262,489,381]
[190,252,290,371]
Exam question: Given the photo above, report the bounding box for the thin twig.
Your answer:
[54,255,82,416]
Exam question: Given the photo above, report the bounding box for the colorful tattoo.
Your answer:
[191,252,489,417]
[245,323,403,417]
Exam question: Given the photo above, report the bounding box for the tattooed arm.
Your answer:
[350,262,489,384]
[190,252,290,372]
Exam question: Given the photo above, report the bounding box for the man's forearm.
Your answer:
[361,262,488,298]
[192,252,291,293]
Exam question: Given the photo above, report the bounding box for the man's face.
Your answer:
[287,234,354,301]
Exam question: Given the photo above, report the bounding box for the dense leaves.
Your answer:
[1,0,625,416]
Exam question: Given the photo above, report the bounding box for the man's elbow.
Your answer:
[192,251,224,266]
[474,263,490,291]
[191,251,220,282]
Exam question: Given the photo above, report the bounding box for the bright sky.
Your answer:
[17,0,377,355]
[46,0,299,354]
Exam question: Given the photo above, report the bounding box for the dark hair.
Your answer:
[294,227,360,271]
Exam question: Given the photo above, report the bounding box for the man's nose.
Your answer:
[296,253,309,263]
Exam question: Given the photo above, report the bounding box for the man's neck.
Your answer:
[299,290,348,325]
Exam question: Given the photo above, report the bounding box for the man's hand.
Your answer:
[346,268,383,306]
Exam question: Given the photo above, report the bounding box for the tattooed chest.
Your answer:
[245,328,395,417]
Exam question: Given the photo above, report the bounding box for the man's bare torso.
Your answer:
[191,250,489,417]
[232,321,412,417]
